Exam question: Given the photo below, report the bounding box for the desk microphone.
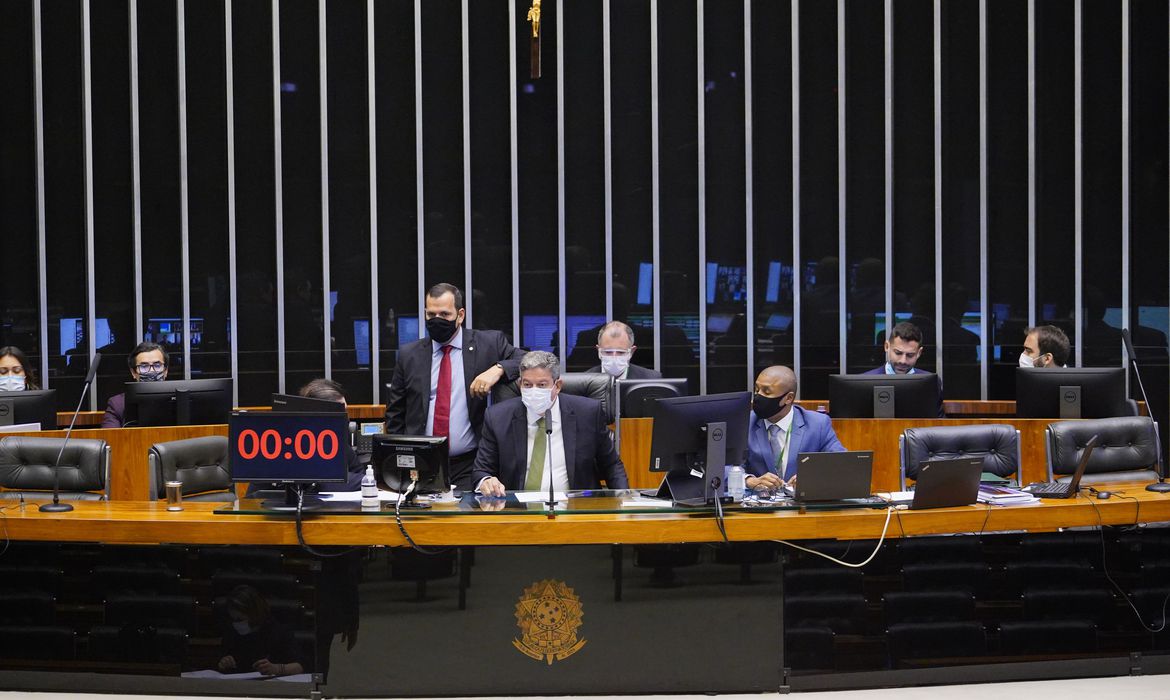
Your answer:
[544,407,556,514]
[1123,330,1170,494]
[41,353,102,513]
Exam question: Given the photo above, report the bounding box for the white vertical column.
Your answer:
[697,0,707,395]
[509,0,520,343]
[461,0,473,325]
[1074,0,1083,366]
[651,0,662,371]
[272,0,286,393]
[178,0,191,381]
[979,0,988,399]
[837,0,846,375]
[883,0,893,336]
[603,0,614,321]
[744,0,754,388]
[791,0,801,394]
[1027,0,1036,328]
[1120,0,1130,378]
[557,0,567,361]
[932,0,943,382]
[319,0,331,378]
[130,0,143,342]
[414,0,425,324]
[33,0,49,388]
[83,0,98,406]
[367,0,379,401]
[226,0,239,405]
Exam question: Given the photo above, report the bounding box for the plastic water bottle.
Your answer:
[726,466,746,502]
[361,466,379,509]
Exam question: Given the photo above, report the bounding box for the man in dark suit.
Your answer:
[101,342,169,428]
[473,351,629,496]
[385,283,525,490]
[585,321,662,380]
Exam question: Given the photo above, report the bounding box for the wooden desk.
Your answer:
[799,399,1147,417]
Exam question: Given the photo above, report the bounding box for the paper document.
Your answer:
[514,491,568,503]
[181,670,312,682]
[320,490,401,503]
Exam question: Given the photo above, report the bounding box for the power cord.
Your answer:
[772,506,894,568]
[1084,494,1170,633]
[394,481,447,555]
[293,488,359,558]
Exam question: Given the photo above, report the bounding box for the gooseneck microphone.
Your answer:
[544,406,556,513]
[41,353,102,513]
[1122,330,1170,494]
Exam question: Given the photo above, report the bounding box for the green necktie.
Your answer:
[525,417,547,491]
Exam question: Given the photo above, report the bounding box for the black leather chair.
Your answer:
[884,591,976,625]
[0,436,109,501]
[998,619,1097,654]
[148,436,235,502]
[0,625,76,660]
[886,621,986,667]
[900,424,1021,485]
[492,372,616,424]
[1046,416,1161,484]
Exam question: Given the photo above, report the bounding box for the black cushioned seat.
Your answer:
[0,436,109,500]
[148,436,235,502]
[1046,416,1161,484]
[900,424,1021,484]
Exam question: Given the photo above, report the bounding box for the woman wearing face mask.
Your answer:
[101,342,169,428]
[0,346,40,392]
[217,585,305,677]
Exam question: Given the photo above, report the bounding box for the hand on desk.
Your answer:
[217,655,236,672]
[477,476,506,498]
[746,472,794,496]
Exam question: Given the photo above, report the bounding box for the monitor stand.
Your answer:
[655,421,731,506]
[261,484,326,512]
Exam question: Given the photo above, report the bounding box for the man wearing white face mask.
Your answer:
[586,321,662,380]
[472,351,628,496]
[1019,325,1070,369]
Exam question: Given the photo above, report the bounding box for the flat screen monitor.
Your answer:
[648,391,751,504]
[123,378,234,427]
[271,393,346,414]
[230,410,350,510]
[827,373,941,418]
[765,261,782,304]
[636,262,653,306]
[1014,367,1130,419]
[617,378,689,419]
[371,434,448,504]
[0,389,58,430]
[353,319,371,366]
[707,313,734,334]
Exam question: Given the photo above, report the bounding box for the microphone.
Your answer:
[544,407,556,512]
[1123,330,1170,493]
[41,353,102,513]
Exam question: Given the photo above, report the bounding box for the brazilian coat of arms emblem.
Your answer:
[512,579,587,664]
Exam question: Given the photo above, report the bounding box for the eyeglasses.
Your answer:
[0,367,25,376]
[135,362,166,372]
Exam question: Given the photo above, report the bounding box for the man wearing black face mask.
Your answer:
[101,341,169,428]
[745,365,846,491]
[385,283,526,490]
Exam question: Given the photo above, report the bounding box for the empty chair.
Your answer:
[0,436,110,501]
[901,562,990,594]
[87,625,189,665]
[1004,560,1095,591]
[148,436,235,502]
[900,424,1021,484]
[196,546,284,576]
[998,620,1097,655]
[1138,559,1170,588]
[1022,587,1116,627]
[1017,532,1103,566]
[897,536,984,564]
[887,621,986,667]
[0,591,55,625]
[785,594,867,635]
[784,626,835,671]
[211,571,300,599]
[784,567,863,596]
[1046,417,1161,485]
[883,591,976,625]
[0,564,62,595]
[789,539,892,571]
[105,593,196,632]
[99,544,188,572]
[0,625,75,660]
[92,565,182,598]
[1129,587,1170,629]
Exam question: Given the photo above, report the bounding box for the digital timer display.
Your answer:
[229,411,349,484]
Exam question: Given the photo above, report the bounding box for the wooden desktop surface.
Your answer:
[2,481,1166,547]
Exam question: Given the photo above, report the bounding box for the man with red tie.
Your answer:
[385,283,526,490]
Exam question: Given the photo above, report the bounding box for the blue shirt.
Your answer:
[426,328,476,457]
[884,362,918,375]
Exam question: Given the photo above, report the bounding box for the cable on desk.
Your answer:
[293,489,360,559]
[771,506,894,569]
[394,481,447,555]
[1085,494,1170,633]
[712,491,729,544]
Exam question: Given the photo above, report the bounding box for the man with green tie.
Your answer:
[472,351,628,496]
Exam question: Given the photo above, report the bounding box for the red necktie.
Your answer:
[433,345,453,438]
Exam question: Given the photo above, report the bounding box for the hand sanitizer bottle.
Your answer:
[361,466,379,509]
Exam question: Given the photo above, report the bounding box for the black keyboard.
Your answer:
[1023,481,1072,498]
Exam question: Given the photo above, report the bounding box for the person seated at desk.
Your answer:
[863,321,943,416]
[298,378,366,490]
[101,341,168,428]
[473,351,629,496]
[586,321,662,380]
[0,346,40,391]
[218,584,305,677]
[745,365,845,492]
[1020,325,1070,368]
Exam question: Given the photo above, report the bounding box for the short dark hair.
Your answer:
[299,378,345,402]
[888,321,923,346]
[128,341,168,372]
[0,345,39,390]
[1026,325,1071,367]
[426,282,464,310]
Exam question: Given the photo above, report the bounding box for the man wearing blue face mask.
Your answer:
[586,321,662,380]
[100,341,168,428]
[385,283,526,490]
[472,351,628,497]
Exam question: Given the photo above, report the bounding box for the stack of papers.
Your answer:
[977,485,1038,505]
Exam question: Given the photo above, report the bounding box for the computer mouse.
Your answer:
[1096,491,1112,500]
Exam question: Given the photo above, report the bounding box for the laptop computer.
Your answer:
[890,457,984,510]
[1021,434,1099,499]
[792,451,875,502]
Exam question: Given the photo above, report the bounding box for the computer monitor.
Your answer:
[123,378,234,427]
[648,391,751,504]
[271,393,346,414]
[0,389,58,430]
[1014,367,1130,419]
[371,434,448,507]
[636,262,654,306]
[353,319,371,366]
[616,378,689,419]
[229,410,350,510]
[827,373,941,418]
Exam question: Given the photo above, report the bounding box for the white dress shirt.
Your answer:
[524,398,569,492]
[425,327,476,456]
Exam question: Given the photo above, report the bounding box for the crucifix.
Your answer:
[527,0,542,79]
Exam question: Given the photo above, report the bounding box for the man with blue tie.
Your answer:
[744,365,846,491]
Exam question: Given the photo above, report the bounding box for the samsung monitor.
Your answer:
[123,378,234,427]
[271,393,347,414]
[229,410,350,510]
[371,434,448,507]
[616,378,689,419]
[0,389,58,430]
[828,373,941,419]
[1014,367,1130,419]
[648,391,751,504]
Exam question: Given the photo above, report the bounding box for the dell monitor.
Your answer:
[827,373,941,418]
[124,378,234,427]
[371,434,448,507]
[1015,367,1130,419]
[0,389,58,430]
[648,391,751,504]
[616,378,689,419]
[229,410,350,510]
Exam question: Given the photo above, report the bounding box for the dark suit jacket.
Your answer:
[470,393,629,491]
[584,363,663,379]
[385,327,525,439]
[101,393,127,428]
